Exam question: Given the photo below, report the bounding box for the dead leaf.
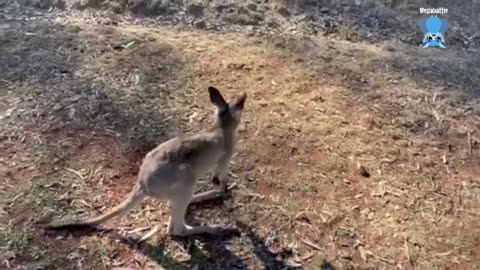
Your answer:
[300,252,315,261]
[358,245,368,262]
[68,107,76,120]
[434,250,454,256]
[188,112,199,124]
[372,181,386,197]
[111,260,125,267]
[285,260,302,268]
[75,199,93,208]
[442,154,448,164]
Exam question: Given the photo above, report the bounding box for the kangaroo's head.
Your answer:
[208,86,247,132]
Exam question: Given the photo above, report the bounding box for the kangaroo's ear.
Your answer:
[232,93,247,111]
[208,87,228,111]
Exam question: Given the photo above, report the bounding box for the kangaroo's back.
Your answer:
[139,130,226,185]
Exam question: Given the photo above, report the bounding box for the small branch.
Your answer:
[432,108,441,122]
[101,255,107,270]
[468,130,472,156]
[66,168,84,180]
[302,239,323,250]
[442,154,451,174]
[365,250,395,265]
[358,245,368,262]
[8,192,25,206]
[432,92,438,103]
[434,250,454,256]
[404,236,414,268]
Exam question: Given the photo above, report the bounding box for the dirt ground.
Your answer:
[1,1,480,270]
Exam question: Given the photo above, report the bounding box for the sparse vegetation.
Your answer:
[1,1,480,270]
[1,226,31,253]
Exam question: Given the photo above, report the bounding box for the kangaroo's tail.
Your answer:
[44,184,145,230]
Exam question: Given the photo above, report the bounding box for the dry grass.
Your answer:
[1,6,480,270]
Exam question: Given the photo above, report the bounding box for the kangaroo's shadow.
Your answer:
[43,198,335,269]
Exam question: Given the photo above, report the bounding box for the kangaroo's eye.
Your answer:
[436,36,441,42]
[428,36,433,42]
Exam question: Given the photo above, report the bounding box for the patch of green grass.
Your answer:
[143,246,189,270]
[283,200,302,216]
[284,176,319,193]
[0,226,31,252]
[335,257,354,270]
[85,239,114,267]
[31,142,70,167]
[24,174,90,220]
[321,152,350,175]
[28,176,65,209]
[335,225,356,238]
[0,226,47,268]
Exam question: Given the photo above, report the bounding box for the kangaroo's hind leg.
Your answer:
[167,176,221,236]
[191,153,233,204]
[168,195,221,236]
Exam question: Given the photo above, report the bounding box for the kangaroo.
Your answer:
[44,86,247,241]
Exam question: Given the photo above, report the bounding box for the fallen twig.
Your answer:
[444,164,451,175]
[442,154,451,174]
[100,255,107,270]
[104,128,121,137]
[434,250,454,256]
[8,192,25,206]
[358,245,368,262]
[429,176,436,191]
[432,108,441,121]
[123,41,136,49]
[75,199,93,208]
[300,251,315,261]
[128,227,149,234]
[3,259,11,269]
[244,192,265,199]
[404,236,414,268]
[460,32,479,41]
[365,250,395,265]
[442,154,448,164]
[468,130,472,156]
[301,239,323,250]
[66,168,84,180]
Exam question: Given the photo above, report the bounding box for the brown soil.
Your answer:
[1,2,480,270]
